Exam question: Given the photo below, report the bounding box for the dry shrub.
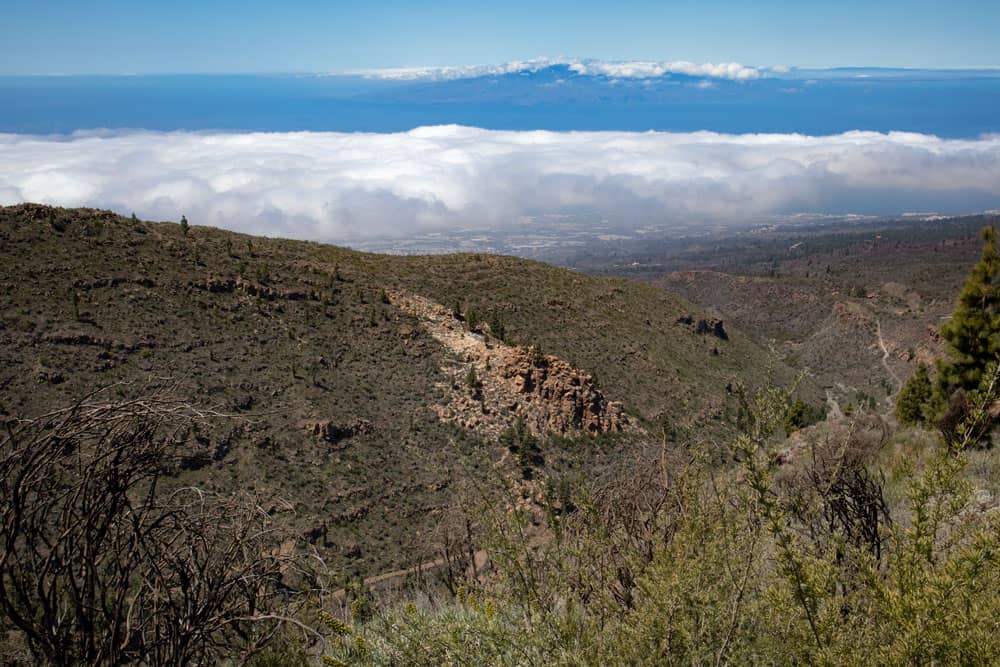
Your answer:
[0,387,322,665]
[776,415,892,561]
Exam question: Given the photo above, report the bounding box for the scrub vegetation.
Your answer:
[1,206,998,665]
[321,226,1000,664]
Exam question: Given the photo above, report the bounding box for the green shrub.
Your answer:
[896,362,934,424]
[325,370,1000,665]
[499,418,543,478]
[487,311,506,341]
[783,398,826,434]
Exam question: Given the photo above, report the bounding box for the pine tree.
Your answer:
[895,362,932,424]
[499,417,543,478]
[487,311,506,342]
[464,365,479,389]
[937,226,1000,396]
[179,215,189,236]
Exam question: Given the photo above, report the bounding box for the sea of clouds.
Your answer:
[1,126,999,241]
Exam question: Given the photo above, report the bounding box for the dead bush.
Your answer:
[0,387,320,665]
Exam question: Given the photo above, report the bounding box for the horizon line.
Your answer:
[4,58,1000,79]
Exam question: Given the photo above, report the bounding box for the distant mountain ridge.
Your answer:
[344,57,763,81]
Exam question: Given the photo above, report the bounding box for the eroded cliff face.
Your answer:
[387,289,626,438]
[490,347,625,434]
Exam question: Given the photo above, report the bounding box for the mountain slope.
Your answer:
[0,204,804,577]
[660,220,994,410]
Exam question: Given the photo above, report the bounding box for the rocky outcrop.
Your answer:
[43,329,157,351]
[387,289,626,437]
[73,276,156,290]
[306,418,374,448]
[695,318,728,340]
[494,348,625,434]
[676,313,728,340]
[192,276,318,302]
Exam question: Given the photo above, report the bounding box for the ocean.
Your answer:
[2,66,999,137]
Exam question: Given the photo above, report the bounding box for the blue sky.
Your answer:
[3,0,999,75]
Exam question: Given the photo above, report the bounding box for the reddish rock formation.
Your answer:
[387,289,626,438]
[494,348,625,434]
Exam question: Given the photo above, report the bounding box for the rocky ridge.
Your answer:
[387,289,627,438]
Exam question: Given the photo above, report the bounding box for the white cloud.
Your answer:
[346,58,761,82]
[566,60,760,80]
[345,58,559,81]
[1,127,999,241]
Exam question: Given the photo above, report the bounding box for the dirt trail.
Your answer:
[825,389,844,420]
[330,550,489,600]
[876,318,902,394]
